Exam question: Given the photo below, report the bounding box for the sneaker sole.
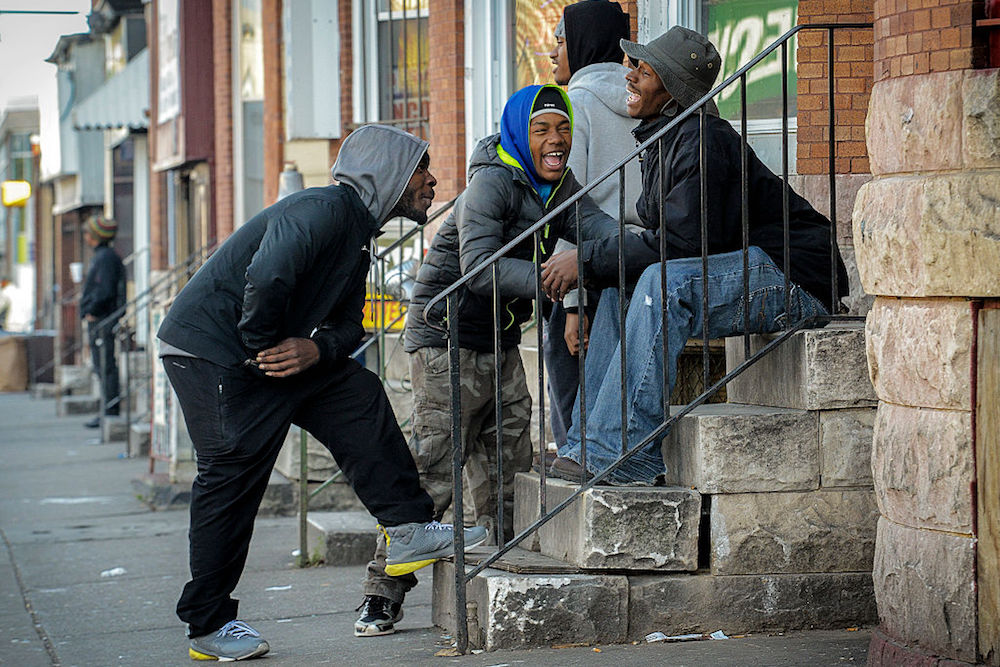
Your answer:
[353,609,404,637]
[384,530,489,577]
[188,643,270,662]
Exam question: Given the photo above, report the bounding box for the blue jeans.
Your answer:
[560,247,828,485]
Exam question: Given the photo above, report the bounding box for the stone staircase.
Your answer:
[429,324,879,651]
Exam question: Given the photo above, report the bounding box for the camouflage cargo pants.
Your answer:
[362,346,533,603]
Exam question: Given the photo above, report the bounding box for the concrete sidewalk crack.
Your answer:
[1,526,61,666]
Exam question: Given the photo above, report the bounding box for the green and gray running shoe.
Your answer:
[189,620,270,661]
[382,520,488,576]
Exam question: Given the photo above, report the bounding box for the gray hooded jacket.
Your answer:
[565,62,642,226]
[157,125,427,368]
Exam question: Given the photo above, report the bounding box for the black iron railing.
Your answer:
[421,23,872,653]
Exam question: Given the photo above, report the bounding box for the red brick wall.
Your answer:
[797,1,874,175]
[427,0,466,202]
[262,0,283,205]
[212,0,234,241]
[873,0,986,81]
[328,0,354,176]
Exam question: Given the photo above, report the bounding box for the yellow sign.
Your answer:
[362,296,407,332]
[1,180,31,207]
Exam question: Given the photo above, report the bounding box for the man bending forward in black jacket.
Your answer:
[157,125,486,662]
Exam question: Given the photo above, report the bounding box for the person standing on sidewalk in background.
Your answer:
[542,27,848,484]
[156,125,486,662]
[354,85,621,638]
[79,215,125,429]
[544,0,642,450]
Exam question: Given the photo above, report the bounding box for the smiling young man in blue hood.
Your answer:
[156,125,487,661]
[355,85,620,637]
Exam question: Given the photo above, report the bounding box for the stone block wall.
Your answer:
[853,2,999,661]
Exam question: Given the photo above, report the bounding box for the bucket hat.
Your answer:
[620,26,721,113]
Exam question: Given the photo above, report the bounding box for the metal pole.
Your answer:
[298,428,308,567]
[448,292,468,654]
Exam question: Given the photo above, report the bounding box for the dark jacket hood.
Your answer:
[331,124,429,226]
[564,0,630,76]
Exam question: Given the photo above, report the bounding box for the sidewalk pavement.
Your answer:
[0,391,872,666]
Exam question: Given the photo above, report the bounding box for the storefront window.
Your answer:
[704,0,798,120]
[375,0,429,137]
[514,0,574,88]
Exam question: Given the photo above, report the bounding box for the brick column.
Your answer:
[854,1,997,664]
[212,0,234,241]
[262,0,283,205]
[427,0,466,208]
[792,2,875,316]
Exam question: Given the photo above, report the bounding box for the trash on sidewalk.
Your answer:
[645,629,729,643]
[265,585,292,591]
[100,567,126,578]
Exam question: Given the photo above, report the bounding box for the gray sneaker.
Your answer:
[383,521,488,576]
[189,620,270,661]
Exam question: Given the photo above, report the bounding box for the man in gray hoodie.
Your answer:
[157,125,485,662]
[545,0,641,449]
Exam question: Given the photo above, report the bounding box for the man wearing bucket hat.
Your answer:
[542,26,848,484]
[79,215,125,428]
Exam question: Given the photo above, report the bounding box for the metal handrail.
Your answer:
[434,22,872,654]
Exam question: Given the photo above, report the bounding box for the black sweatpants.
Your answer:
[162,355,434,638]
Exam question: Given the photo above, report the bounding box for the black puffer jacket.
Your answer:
[579,113,848,311]
[405,134,618,352]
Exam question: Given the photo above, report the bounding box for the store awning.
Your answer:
[73,49,149,131]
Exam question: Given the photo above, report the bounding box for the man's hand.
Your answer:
[564,312,589,356]
[541,249,580,302]
[255,338,320,377]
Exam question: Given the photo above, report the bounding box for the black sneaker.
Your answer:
[354,595,403,637]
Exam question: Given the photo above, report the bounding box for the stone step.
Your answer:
[432,557,629,651]
[103,416,129,442]
[56,365,92,395]
[432,558,875,651]
[132,469,294,514]
[305,510,379,566]
[662,402,874,493]
[513,472,701,571]
[725,325,876,410]
[662,403,820,493]
[57,394,99,416]
[708,489,878,576]
[129,422,151,457]
[31,383,62,399]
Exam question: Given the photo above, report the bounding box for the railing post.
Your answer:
[298,428,309,567]
[447,291,468,654]
[492,263,504,546]
[741,73,751,357]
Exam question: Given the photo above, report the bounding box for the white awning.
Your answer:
[73,49,149,131]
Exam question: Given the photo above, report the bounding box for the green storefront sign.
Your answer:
[706,0,798,119]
